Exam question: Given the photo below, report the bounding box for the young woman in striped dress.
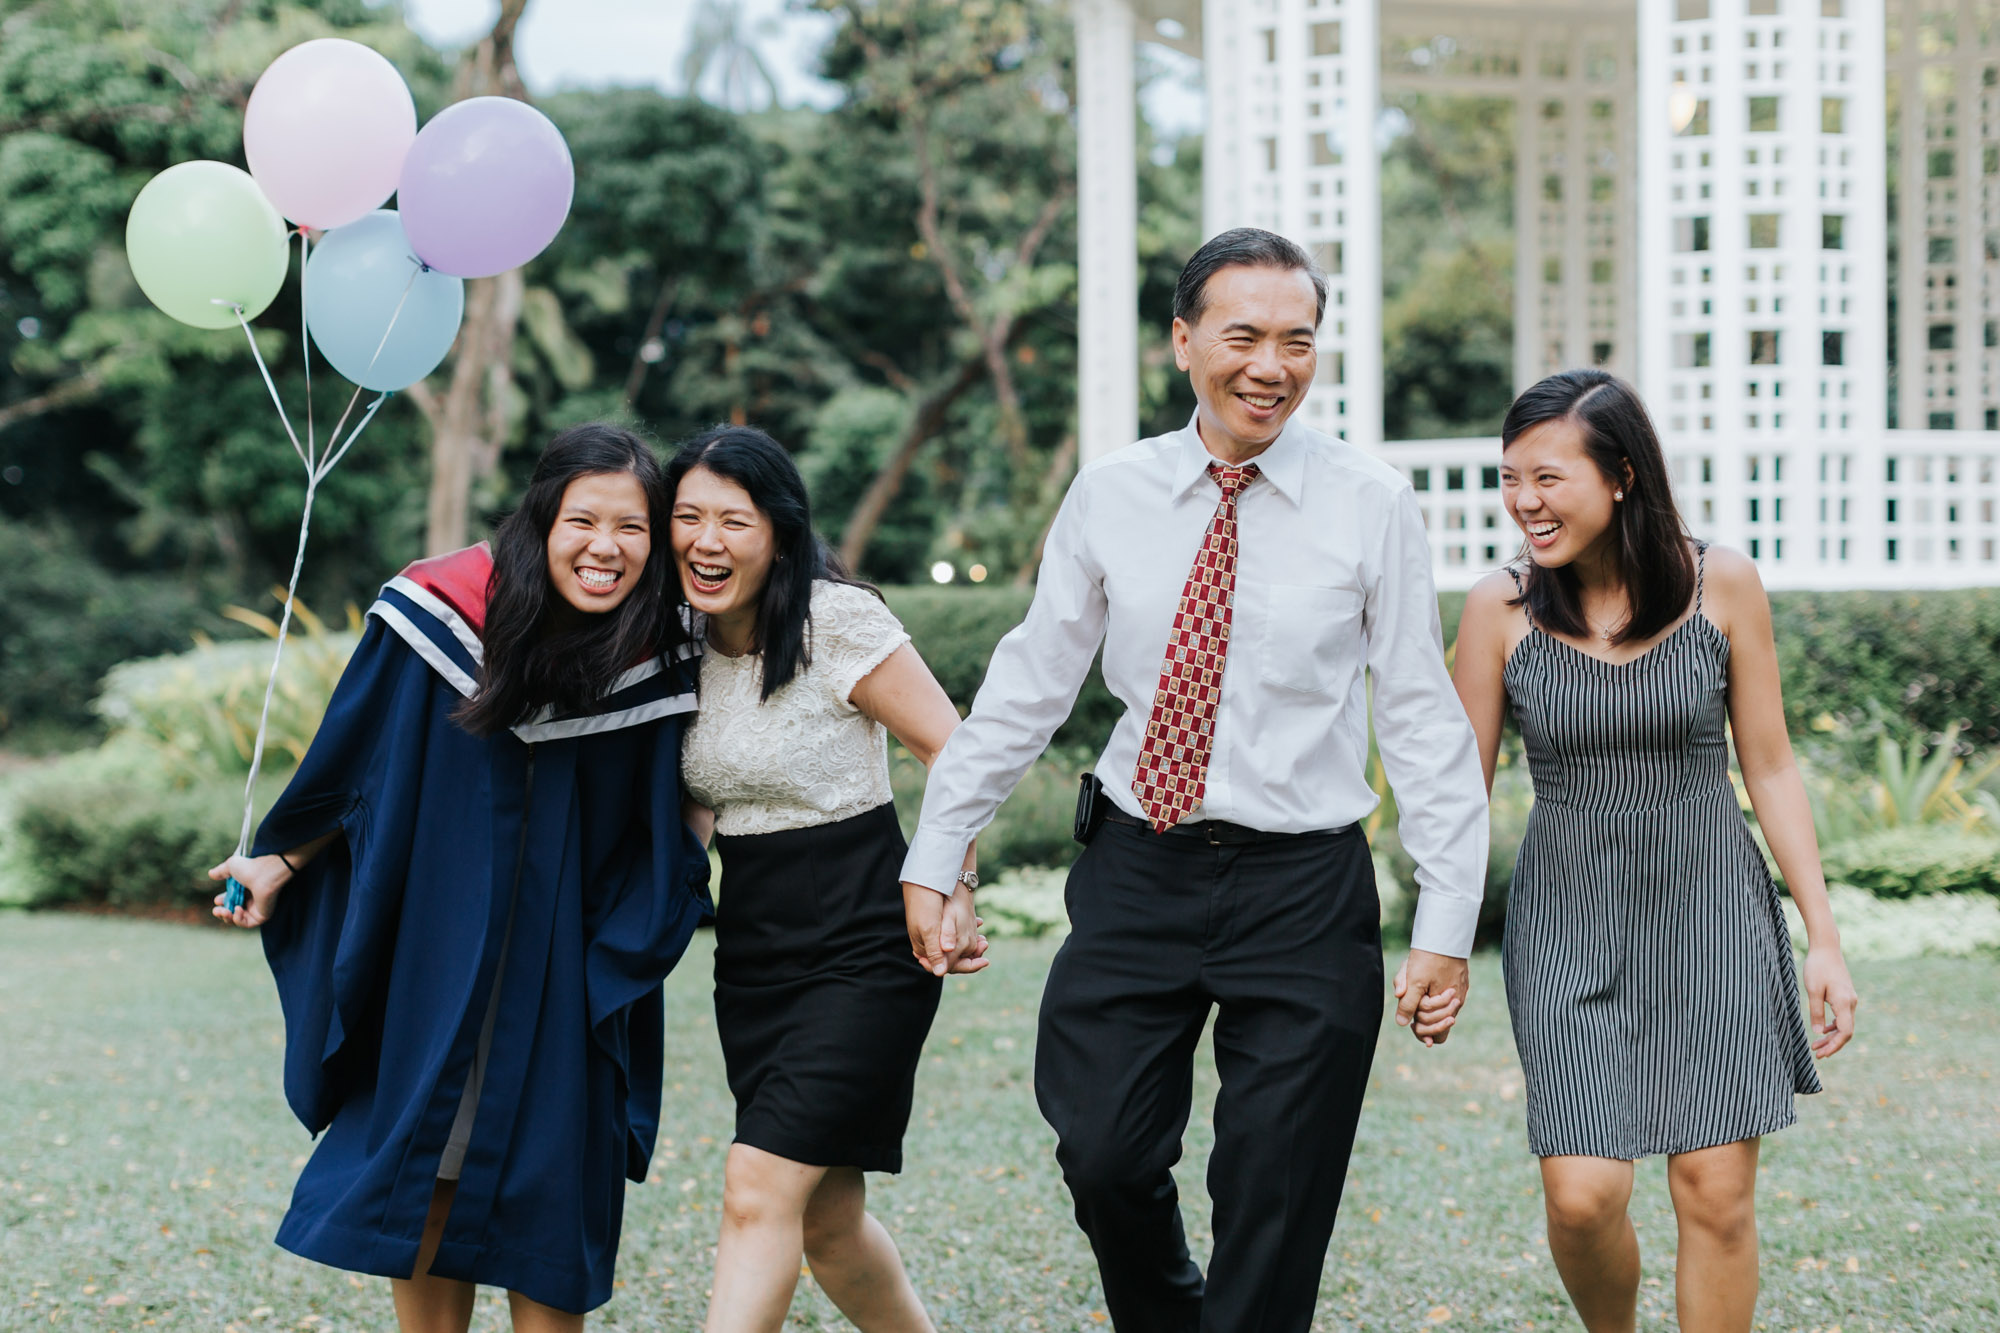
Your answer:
[1451,369,1859,1333]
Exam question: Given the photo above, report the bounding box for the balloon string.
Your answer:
[222,301,309,468]
[316,261,420,465]
[235,470,317,858]
[230,385,389,858]
[299,229,316,472]
[223,260,406,863]
[316,391,390,484]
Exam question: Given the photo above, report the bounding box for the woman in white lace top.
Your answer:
[668,426,984,1333]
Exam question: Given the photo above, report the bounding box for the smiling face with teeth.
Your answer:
[671,465,778,655]
[1172,264,1321,464]
[544,470,652,616]
[1499,416,1630,573]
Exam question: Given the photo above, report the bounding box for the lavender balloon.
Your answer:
[398,97,574,279]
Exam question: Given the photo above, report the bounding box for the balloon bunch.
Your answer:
[122,39,576,910]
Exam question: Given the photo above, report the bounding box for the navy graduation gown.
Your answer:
[251,545,708,1314]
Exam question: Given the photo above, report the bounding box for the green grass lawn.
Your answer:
[0,914,1994,1332]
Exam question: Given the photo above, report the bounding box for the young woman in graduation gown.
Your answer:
[666,426,986,1333]
[208,424,710,1331]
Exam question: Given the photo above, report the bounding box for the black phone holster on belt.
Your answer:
[1074,771,1111,845]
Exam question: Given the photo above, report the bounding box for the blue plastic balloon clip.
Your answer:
[224,876,249,914]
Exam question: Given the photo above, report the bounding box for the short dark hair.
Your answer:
[665,424,879,701]
[1172,227,1327,330]
[457,423,688,736]
[1502,369,1697,646]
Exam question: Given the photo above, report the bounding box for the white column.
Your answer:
[1343,0,1384,452]
[1201,0,1246,240]
[1075,0,1141,463]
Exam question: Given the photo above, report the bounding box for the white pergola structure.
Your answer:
[1073,0,2000,589]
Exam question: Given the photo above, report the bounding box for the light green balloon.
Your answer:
[125,161,290,329]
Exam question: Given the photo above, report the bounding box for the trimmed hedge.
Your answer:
[1455,587,2000,744]
[1768,590,2000,745]
[881,587,1120,750]
[891,585,2000,750]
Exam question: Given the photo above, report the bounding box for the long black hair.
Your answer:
[456,423,687,736]
[1502,369,1696,645]
[665,424,876,701]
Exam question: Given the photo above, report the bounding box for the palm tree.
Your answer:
[681,0,779,113]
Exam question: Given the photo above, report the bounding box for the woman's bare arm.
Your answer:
[1709,546,1858,1058]
[850,643,988,976]
[1450,572,1521,795]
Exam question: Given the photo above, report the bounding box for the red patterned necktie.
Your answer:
[1131,461,1260,832]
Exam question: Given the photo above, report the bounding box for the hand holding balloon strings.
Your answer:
[214,260,408,913]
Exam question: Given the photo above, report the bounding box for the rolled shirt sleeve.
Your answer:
[901,479,1108,895]
[1364,487,1490,957]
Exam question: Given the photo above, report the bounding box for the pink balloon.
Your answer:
[245,39,416,230]
[398,97,575,279]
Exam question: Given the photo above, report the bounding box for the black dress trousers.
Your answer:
[1034,817,1384,1333]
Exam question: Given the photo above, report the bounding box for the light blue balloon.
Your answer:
[304,210,464,391]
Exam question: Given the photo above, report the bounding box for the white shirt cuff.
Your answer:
[900,827,970,898]
[1408,889,1480,959]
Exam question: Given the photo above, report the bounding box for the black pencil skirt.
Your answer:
[711,802,942,1173]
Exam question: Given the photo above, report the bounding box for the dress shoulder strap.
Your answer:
[1506,565,1536,628]
[1694,541,1709,613]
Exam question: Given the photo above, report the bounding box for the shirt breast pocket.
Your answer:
[1253,583,1365,694]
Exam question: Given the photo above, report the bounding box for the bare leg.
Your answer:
[1540,1155,1640,1333]
[1667,1139,1761,1333]
[392,1180,477,1333]
[704,1143,829,1333]
[798,1168,936,1332]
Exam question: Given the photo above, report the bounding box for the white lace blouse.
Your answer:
[682,580,911,836]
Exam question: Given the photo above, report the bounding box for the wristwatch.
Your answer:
[955,869,979,892]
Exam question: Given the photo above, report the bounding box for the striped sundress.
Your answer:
[1501,548,1820,1160]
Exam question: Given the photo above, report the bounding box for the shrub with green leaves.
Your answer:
[7,738,293,908]
[977,865,1070,938]
[1819,826,2000,899]
[1768,589,2000,745]
[888,739,1079,879]
[97,604,359,784]
[1780,884,2000,958]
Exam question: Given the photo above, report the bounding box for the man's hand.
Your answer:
[903,882,990,977]
[1393,948,1470,1047]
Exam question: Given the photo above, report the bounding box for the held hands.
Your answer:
[1394,948,1470,1047]
[208,853,292,928]
[1803,942,1859,1058]
[902,882,991,977]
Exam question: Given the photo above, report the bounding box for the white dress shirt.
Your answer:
[902,415,1491,957]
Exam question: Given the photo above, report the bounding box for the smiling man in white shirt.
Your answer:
[900,227,1489,1333]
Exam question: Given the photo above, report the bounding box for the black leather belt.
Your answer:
[1103,805,1353,846]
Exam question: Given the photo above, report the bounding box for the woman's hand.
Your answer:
[937,884,989,976]
[208,853,292,928]
[906,882,991,976]
[1803,943,1858,1058]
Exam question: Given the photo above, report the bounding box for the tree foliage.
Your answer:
[1379,93,1516,441]
[0,0,1206,735]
